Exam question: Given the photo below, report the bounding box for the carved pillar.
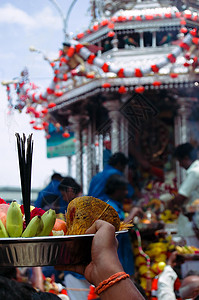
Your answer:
[120,116,129,157]
[140,32,144,48]
[152,31,156,47]
[174,98,192,186]
[103,100,121,154]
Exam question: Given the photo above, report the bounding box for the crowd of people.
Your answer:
[1,146,199,299]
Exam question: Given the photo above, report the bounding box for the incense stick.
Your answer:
[15,133,33,226]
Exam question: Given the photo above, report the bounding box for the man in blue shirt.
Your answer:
[103,174,143,276]
[88,152,134,200]
[34,173,64,213]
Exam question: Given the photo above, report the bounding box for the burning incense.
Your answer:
[15,133,33,226]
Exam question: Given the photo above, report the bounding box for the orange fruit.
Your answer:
[0,204,9,227]
[52,218,67,235]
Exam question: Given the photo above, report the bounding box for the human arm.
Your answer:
[124,207,144,224]
[31,267,44,292]
[167,170,199,210]
[57,220,144,300]
[167,193,187,211]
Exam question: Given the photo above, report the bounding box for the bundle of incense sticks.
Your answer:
[15,133,33,226]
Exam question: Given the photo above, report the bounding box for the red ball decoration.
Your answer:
[102,83,111,88]
[86,73,95,79]
[190,28,197,36]
[145,15,154,20]
[87,54,96,64]
[29,120,35,124]
[47,88,54,94]
[33,126,44,130]
[151,65,159,73]
[48,102,56,108]
[42,122,49,127]
[167,54,176,63]
[179,42,190,51]
[62,132,70,138]
[135,68,143,77]
[175,12,181,18]
[170,73,178,78]
[152,81,162,86]
[77,33,84,39]
[180,19,186,25]
[100,19,108,26]
[118,86,127,94]
[102,63,109,72]
[117,68,124,78]
[75,44,84,53]
[63,74,68,81]
[180,27,188,34]
[67,47,75,57]
[108,22,115,29]
[93,24,99,31]
[184,62,190,67]
[135,16,142,21]
[185,53,191,60]
[107,31,115,37]
[41,108,48,114]
[165,13,172,18]
[135,86,145,93]
[111,16,117,22]
[192,37,199,45]
[50,62,55,68]
[54,91,63,97]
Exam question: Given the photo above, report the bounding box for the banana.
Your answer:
[6,201,23,237]
[22,215,44,237]
[38,209,56,236]
[176,246,184,254]
[0,219,9,238]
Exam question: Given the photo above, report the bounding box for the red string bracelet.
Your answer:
[95,272,130,295]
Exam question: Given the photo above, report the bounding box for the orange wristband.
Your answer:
[95,272,130,295]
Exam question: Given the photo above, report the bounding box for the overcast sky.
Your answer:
[0,0,90,188]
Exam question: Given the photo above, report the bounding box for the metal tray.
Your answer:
[0,231,127,267]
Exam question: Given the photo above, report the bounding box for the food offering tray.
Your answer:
[182,253,199,261]
[0,231,127,267]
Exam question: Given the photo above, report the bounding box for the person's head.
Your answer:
[105,174,128,202]
[174,143,197,169]
[179,275,199,299]
[0,275,36,300]
[58,176,82,203]
[108,152,128,173]
[32,291,61,299]
[62,42,71,54]
[51,172,63,182]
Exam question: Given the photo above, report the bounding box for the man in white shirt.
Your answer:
[168,143,199,276]
[158,251,199,300]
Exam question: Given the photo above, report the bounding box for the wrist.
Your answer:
[91,258,124,286]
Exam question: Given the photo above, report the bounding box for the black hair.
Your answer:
[32,291,60,299]
[58,176,82,195]
[105,174,128,195]
[108,152,128,167]
[0,267,17,279]
[62,42,71,47]
[174,143,197,161]
[51,173,63,181]
[0,275,36,300]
